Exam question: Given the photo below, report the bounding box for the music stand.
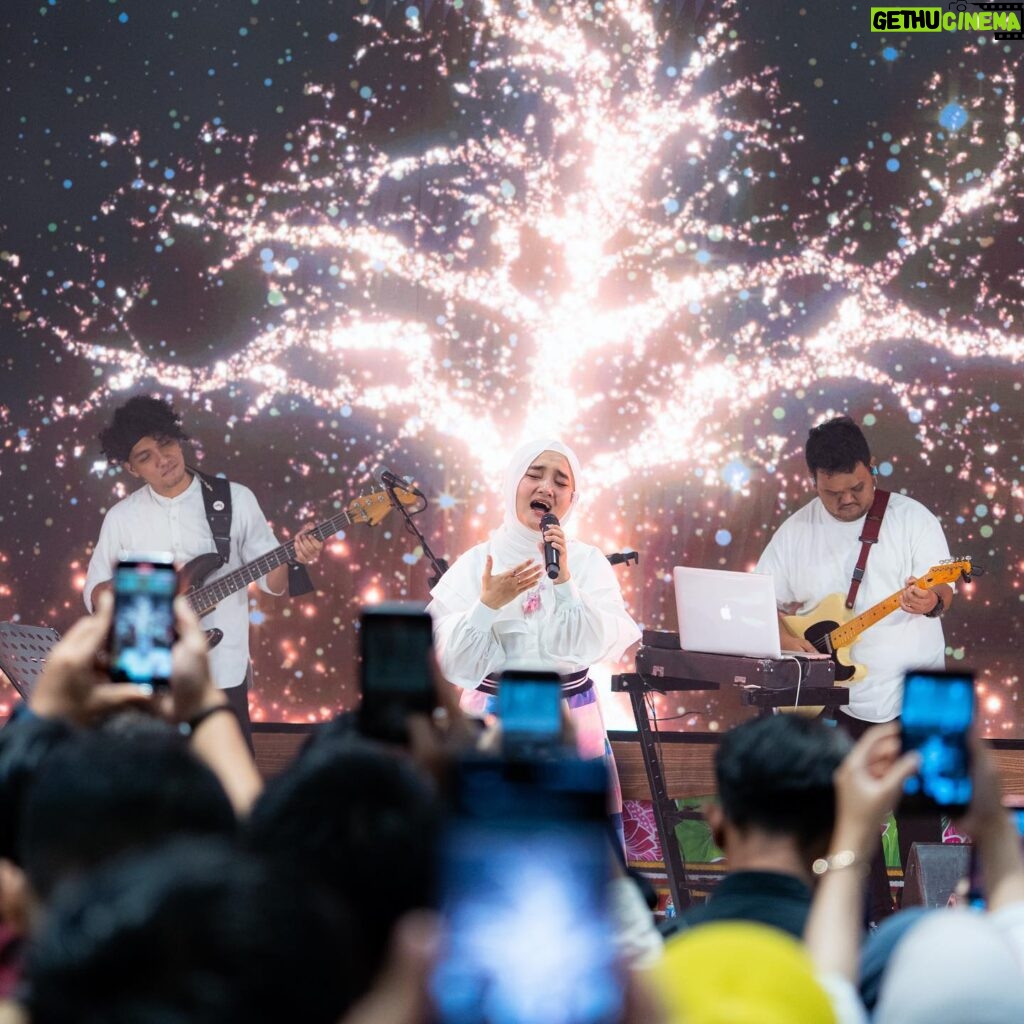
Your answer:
[0,623,62,701]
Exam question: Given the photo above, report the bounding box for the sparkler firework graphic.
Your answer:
[0,0,1021,731]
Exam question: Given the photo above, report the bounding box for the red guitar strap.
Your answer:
[845,487,890,610]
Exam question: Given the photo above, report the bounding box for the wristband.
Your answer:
[180,703,236,737]
[811,849,862,876]
[924,593,946,619]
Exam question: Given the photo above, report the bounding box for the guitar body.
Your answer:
[783,593,865,684]
[178,552,229,649]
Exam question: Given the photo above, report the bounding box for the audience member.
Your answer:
[654,920,837,1024]
[873,910,1024,1024]
[17,731,236,911]
[26,839,355,1024]
[666,713,851,940]
[0,717,75,998]
[245,735,442,996]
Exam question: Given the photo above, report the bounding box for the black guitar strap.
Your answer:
[845,487,891,610]
[196,471,233,567]
[194,469,314,597]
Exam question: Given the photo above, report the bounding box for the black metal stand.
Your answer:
[378,469,450,589]
[613,666,849,914]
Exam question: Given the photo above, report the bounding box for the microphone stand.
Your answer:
[378,469,450,590]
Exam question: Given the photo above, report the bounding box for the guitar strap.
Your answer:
[845,487,891,610]
[196,470,314,596]
[196,471,233,567]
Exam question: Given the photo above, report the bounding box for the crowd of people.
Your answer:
[0,592,1020,1021]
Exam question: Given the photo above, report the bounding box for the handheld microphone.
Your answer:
[540,512,560,580]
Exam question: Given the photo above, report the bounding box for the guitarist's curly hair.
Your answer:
[805,415,871,477]
[99,396,190,464]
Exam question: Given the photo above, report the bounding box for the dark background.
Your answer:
[1,1,1020,732]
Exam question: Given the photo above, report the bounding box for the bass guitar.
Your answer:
[180,487,419,648]
[782,557,980,683]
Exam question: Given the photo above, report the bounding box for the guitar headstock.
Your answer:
[347,487,421,527]
[922,557,982,586]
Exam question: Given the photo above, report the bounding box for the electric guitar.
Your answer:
[782,558,980,683]
[180,488,419,648]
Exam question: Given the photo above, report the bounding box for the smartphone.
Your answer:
[499,669,564,760]
[900,669,975,816]
[108,553,178,686]
[357,602,436,744]
[432,757,622,1024]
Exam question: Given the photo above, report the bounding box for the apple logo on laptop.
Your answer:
[719,604,732,621]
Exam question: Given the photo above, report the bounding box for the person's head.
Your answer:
[27,838,357,1024]
[98,395,192,498]
[502,439,581,533]
[655,922,837,1024]
[245,735,441,997]
[711,714,852,861]
[0,716,75,934]
[804,416,875,522]
[873,909,1024,1024]
[19,731,236,910]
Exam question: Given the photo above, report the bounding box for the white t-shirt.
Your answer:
[756,492,950,722]
[84,473,284,690]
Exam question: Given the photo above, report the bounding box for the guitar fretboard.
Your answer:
[829,594,904,650]
[827,565,964,650]
[187,509,354,615]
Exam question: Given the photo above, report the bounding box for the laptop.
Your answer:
[672,566,782,659]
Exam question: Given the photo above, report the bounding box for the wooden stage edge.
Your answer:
[253,723,1024,801]
[607,730,1024,802]
[4,719,1022,799]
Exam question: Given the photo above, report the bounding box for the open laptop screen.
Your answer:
[672,566,781,659]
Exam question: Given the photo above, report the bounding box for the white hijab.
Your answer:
[430,439,583,609]
[489,438,582,569]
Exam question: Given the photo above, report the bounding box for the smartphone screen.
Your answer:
[109,554,177,686]
[499,669,563,759]
[357,602,435,744]
[432,759,621,1024]
[900,669,975,816]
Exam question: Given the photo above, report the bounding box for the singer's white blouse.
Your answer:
[427,538,639,758]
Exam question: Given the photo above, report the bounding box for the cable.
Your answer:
[778,654,805,710]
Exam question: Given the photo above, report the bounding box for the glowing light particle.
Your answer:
[939,103,968,131]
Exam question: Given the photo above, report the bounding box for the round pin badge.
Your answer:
[212,500,226,511]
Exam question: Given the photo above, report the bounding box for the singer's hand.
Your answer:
[539,522,570,585]
[480,556,544,609]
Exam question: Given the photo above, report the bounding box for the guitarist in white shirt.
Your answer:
[83,396,323,744]
[756,415,953,919]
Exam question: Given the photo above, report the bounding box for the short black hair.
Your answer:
[0,716,75,865]
[20,732,236,900]
[27,839,357,1024]
[715,715,852,853]
[245,735,440,997]
[98,395,189,464]
[804,415,871,477]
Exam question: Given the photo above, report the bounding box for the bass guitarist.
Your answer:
[756,415,953,920]
[83,396,323,744]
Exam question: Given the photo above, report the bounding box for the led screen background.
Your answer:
[1,0,1021,733]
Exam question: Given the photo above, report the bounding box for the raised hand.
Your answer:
[480,555,544,610]
[30,591,153,725]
